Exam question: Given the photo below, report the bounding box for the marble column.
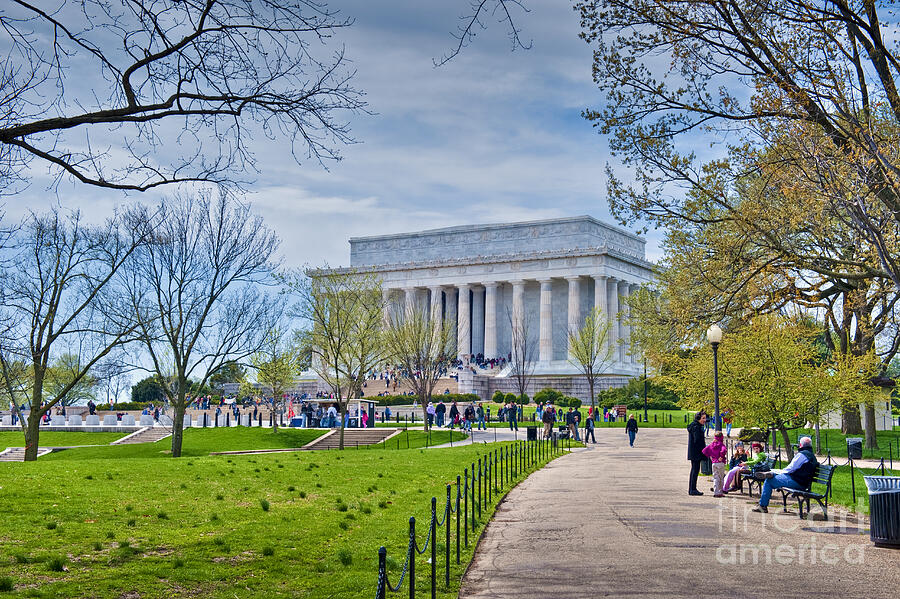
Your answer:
[629,283,641,363]
[566,276,581,358]
[607,276,619,363]
[483,282,498,358]
[382,288,392,327]
[539,279,553,363]
[457,283,471,360]
[472,285,485,356]
[429,286,443,322]
[511,280,526,358]
[618,280,630,364]
[404,287,417,318]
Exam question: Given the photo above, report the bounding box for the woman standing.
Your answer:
[687,412,707,496]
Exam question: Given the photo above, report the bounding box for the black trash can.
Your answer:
[526,426,537,442]
[864,476,900,548]
[847,438,863,460]
[700,456,712,476]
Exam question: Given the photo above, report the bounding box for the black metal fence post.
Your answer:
[463,468,468,548]
[376,546,386,599]
[445,485,451,587]
[409,517,416,599]
[470,462,476,530]
[850,458,856,504]
[455,475,460,564]
[430,497,436,599]
[477,458,482,520]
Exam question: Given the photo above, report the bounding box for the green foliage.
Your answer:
[534,388,565,404]
[209,361,248,390]
[46,556,66,572]
[0,577,12,592]
[504,393,517,404]
[375,393,480,406]
[131,377,167,404]
[491,390,505,403]
[596,377,680,410]
[516,394,530,405]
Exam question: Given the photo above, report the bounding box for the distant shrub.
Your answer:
[337,548,352,566]
[260,499,270,512]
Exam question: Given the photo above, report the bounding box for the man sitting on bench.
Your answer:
[752,436,818,513]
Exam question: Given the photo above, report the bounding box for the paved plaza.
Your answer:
[459,428,900,599]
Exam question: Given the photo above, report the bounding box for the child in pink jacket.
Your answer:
[702,431,728,497]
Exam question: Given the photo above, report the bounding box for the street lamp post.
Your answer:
[643,359,648,423]
[706,324,723,432]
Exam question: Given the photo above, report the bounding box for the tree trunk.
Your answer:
[588,374,595,412]
[842,405,863,434]
[23,409,42,462]
[779,425,794,461]
[338,402,347,450]
[864,403,879,449]
[170,408,185,457]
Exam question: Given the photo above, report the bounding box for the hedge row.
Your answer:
[373,393,481,406]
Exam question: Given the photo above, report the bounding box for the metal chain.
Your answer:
[386,539,413,593]
[415,508,436,555]
[436,497,449,527]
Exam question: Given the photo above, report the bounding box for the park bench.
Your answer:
[739,454,776,497]
[778,464,835,520]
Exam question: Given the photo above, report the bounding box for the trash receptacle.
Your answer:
[701,456,712,476]
[526,426,537,442]
[847,438,863,460]
[864,476,900,547]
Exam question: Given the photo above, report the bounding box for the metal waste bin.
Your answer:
[526,426,537,442]
[864,476,900,547]
[701,456,712,476]
[847,438,863,460]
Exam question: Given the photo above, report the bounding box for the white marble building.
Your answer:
[346,216,654,386]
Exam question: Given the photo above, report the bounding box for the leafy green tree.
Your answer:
[251,328,302,432]
[131,377,166,405]
[383,301,455,430]
[567,306,614,411]
[44,354,97,407]
[209,361,248,391]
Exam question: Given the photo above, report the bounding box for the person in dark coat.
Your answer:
[687,412,708,496]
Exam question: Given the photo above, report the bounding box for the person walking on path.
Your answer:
[476,403,485,430]
[702,431,728,497]
[573,409,582,441]
[687,412,707,496]
[436,400,446,427]
[565,408,576,439]
[752,436,818,513]
[625,414,639,446]
[507,401,518,432]
[448,401,460,429]
[542,404,555,440]
[584,410,596,443]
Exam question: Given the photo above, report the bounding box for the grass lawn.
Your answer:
[0,438,560,598]
[39,427,329,460]
[770,427,900,461]
[0,431,127,448]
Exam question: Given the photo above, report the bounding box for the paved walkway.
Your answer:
[459,428,900,599]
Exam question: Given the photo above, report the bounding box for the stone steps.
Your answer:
[0,447,53,462]
[111,426,172,445]
[302,428,399,450]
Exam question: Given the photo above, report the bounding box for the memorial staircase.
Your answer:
[301,428,400,450]
[112,426,172,445]
[0,447,53,461]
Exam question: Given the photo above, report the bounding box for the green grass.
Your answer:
[0,439,560,598]
[357,429,466,450]
[768,427,900,461]
[0,431,126,448]
[39,427,328,460]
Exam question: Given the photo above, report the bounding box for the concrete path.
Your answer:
[459,428,900,599]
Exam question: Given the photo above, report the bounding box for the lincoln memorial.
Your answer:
[340,216,655,398]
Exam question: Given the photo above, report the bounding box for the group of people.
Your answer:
[425,400,487,431]
[687,411,819,512]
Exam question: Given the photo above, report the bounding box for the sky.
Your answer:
[7,0,662,267]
